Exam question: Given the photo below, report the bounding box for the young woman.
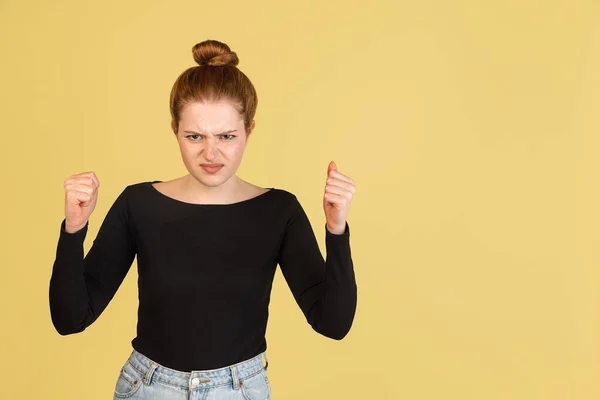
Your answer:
[49,39,357,400]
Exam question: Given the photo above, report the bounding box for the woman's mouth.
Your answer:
[201,164,224,174]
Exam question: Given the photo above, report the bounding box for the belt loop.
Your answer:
[142,363,158,386]
[262,352,269,371]
[230,365,240,390]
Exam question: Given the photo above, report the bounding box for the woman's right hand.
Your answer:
[63,172,100,233]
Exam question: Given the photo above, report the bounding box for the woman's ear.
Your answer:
[247,120,256,137]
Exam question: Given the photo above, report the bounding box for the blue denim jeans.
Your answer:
[113,348,271,399]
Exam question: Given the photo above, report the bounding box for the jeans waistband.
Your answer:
[125,348,269,390]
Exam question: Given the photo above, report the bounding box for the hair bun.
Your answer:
[192,40,239,67]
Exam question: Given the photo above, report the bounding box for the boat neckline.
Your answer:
[146,180,275,207]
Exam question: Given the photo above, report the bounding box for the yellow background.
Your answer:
[1,0,599,398]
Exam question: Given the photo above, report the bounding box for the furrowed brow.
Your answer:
[183,130,238,136]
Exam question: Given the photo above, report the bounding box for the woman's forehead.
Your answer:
[180,101,244,127]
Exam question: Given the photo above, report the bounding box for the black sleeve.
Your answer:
[277,194,357,340]
[49,186,137,335]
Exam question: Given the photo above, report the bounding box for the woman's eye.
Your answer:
[186,135,235,141]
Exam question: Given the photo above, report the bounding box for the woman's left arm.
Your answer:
[277,161,357,340]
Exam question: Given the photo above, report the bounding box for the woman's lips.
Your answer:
[201,164,223,173]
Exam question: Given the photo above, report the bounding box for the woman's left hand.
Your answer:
[323,161,355,234]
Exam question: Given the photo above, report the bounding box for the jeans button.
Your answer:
[192,377,200,386]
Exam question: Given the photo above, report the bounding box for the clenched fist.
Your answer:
[63,172,100,233]
[323,161,355,235]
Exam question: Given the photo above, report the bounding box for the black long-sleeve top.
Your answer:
[49,180,357,371]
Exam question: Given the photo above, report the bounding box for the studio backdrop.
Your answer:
[1,0,599,399]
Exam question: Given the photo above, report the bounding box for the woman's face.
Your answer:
[175,100,253,188]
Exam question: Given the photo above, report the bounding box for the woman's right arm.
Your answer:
[49,172,137,335]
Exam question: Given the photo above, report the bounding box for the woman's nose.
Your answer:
[204,141,219,157]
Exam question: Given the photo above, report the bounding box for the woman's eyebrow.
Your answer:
[183,129,238,136]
